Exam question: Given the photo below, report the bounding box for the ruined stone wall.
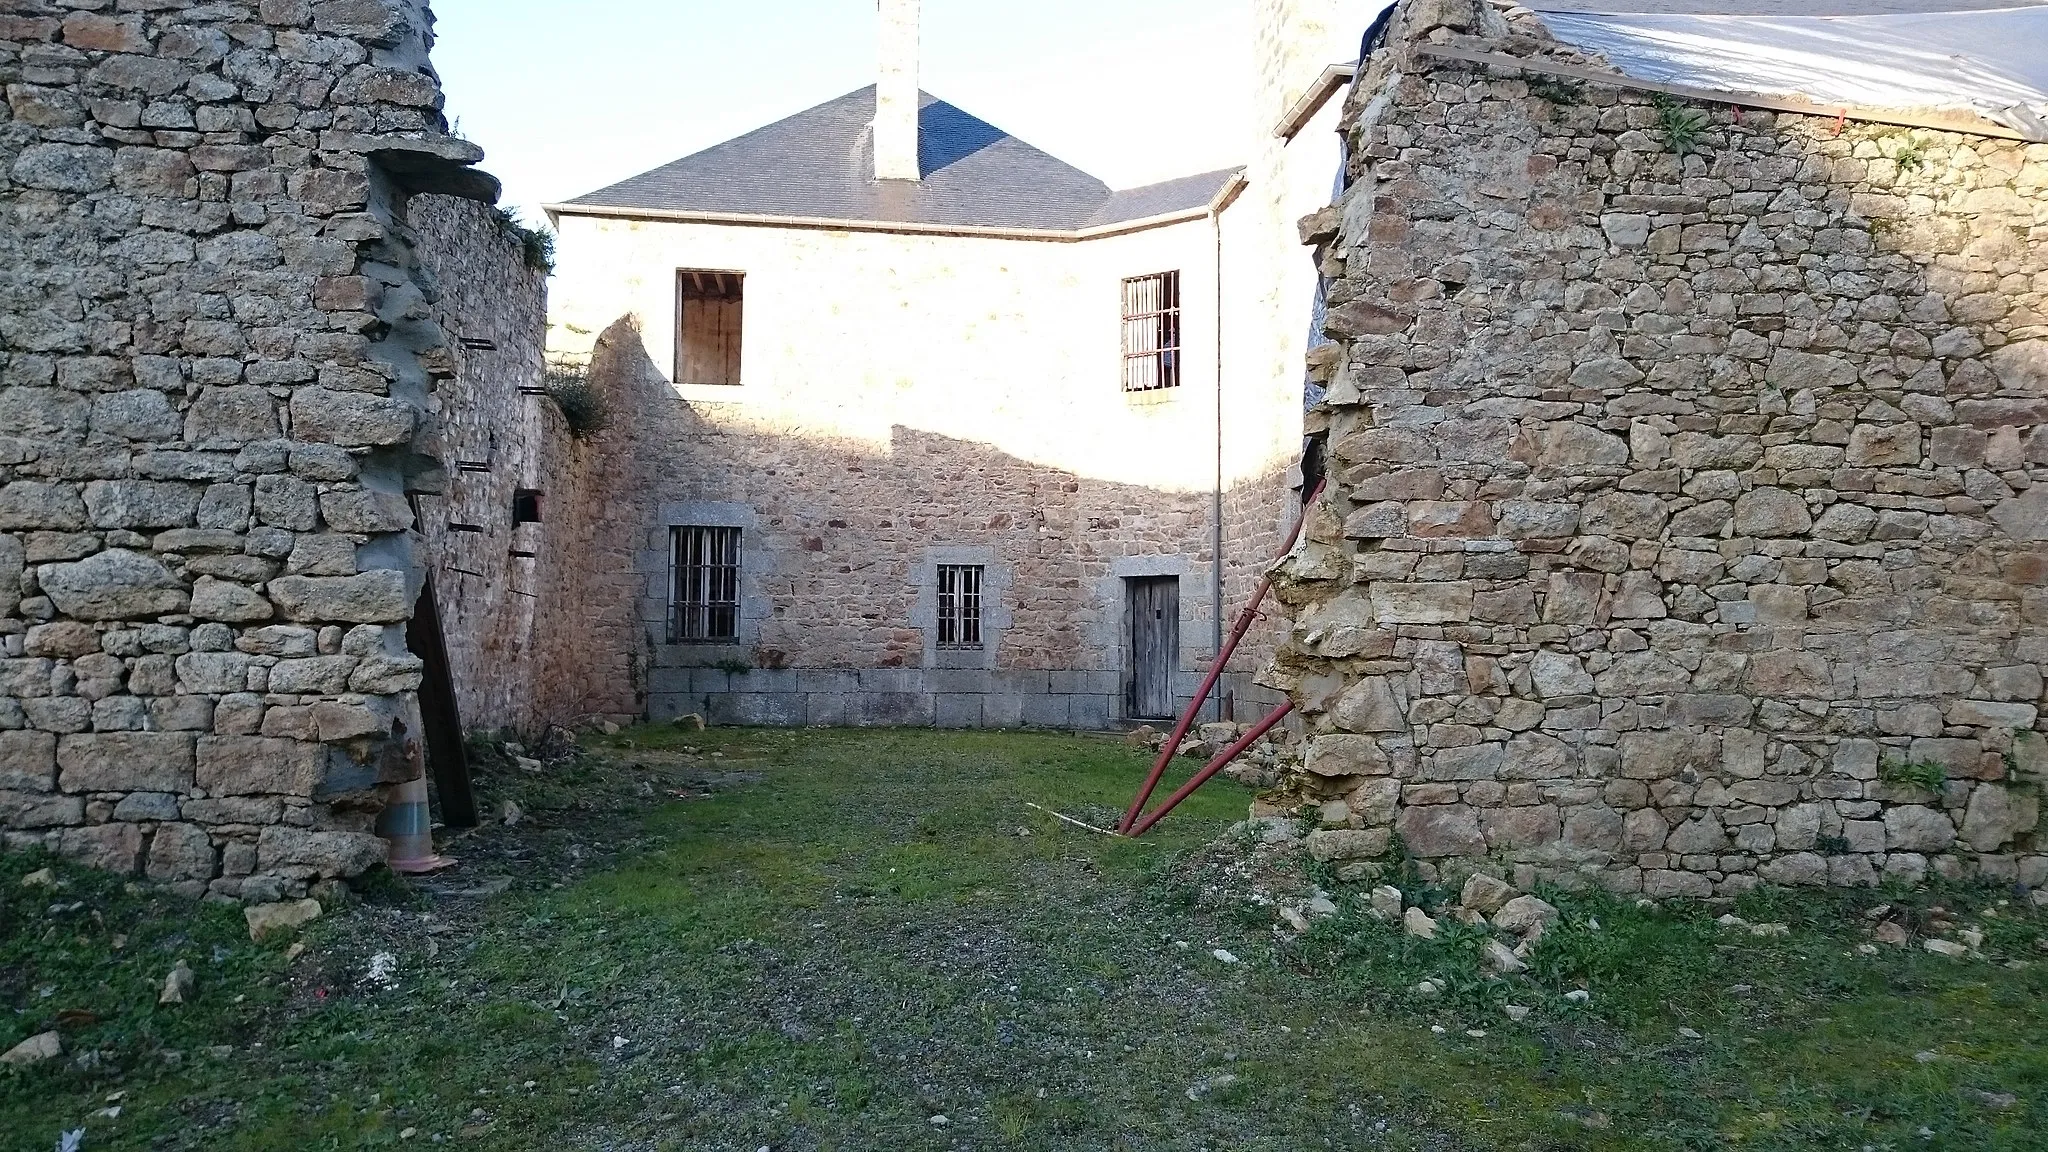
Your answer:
[522,324,644,728]
[1266,0,2048,896]
[0,0,502,895]
[409,194,566,734]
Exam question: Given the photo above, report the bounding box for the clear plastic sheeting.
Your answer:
[1534,6,2048,140]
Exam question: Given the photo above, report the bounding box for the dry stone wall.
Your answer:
[0,0,505,897]
[1265,0,2048,897]
[410,194,567,734]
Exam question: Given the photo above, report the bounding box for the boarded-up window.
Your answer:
[1121,271,1181,392]
[669,526,741,643]
[937,564,984,650]
[675,270,744,386]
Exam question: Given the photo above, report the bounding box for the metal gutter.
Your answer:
[1274,63,1360,141]
[544,197,1236,243]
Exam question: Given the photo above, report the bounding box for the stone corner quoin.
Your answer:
[1262,0,2048,897]
[0,0,528,901]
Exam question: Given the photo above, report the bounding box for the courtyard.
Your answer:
[3,728,2043,1150]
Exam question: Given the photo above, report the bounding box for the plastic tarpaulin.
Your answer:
[1534,6,2048,139]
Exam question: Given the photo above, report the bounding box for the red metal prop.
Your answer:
[1126,701,1295,838]
[1117,481,1324,835]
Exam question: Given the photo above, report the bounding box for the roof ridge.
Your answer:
[562,87,1238,235]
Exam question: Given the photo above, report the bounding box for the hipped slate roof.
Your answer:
[561,86,1241,234]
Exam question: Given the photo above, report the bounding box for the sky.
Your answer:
[431,0,1260,226]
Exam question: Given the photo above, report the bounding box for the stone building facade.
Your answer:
[1264,0,2048,894]
[0,0,550,895]
[543,0,1359,730]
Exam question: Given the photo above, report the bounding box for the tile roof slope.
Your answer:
[565,86,1237,233]
[1086,168,1245,228]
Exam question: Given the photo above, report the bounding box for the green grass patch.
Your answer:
[4,728,2044,1149]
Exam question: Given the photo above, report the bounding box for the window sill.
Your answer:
[672,381,751,405]
[1122,386,1181,408]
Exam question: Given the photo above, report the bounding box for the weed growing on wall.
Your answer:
[1881,759,1949,795]
[492,208,557,275]
[1653,95,1711,156]
[1526,77,1583,105]
[544,362,607,438]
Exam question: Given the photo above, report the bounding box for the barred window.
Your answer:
[1121,271,1181,392]
[936,564,984,650]
[669,526,740,643]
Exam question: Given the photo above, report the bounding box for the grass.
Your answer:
[1881,759,1948,796]
[4,727,2045,1150]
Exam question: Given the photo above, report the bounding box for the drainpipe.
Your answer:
[1210,202,1226,723]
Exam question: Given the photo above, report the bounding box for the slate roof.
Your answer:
[562,86,1240,233]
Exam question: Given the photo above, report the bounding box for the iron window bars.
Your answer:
[936,564,984,650]
[669,526,741,643]
[1121,271,1182,392]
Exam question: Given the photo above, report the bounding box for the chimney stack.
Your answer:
[874,0,920,182]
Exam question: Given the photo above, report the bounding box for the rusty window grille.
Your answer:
[669,526,741,643]
[936,564,984,650]
[1121,270,1181,392]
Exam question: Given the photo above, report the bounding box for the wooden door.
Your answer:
[1127,576,1180,720]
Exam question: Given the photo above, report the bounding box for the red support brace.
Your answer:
[1117,481,1324,835]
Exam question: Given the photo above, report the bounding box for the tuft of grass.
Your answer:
[491,208,556,275]
[1653,94,1711,156]
[543,361,606,438]
[1882,758,1949,795]
[1527,77,1584,106]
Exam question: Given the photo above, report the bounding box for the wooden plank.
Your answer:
[716,294,743,385]
[406,576,476,829]
[1414,43,2034,142]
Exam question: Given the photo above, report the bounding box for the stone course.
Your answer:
[1263,0,2048,895]
[0,0,512,897]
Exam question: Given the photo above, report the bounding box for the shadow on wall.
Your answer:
[553,312,1297,730]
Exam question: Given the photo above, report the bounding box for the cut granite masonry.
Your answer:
[1262,0,2048,896]
[0,0,514,899]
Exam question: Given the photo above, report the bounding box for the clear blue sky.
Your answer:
[433,0,1257,225]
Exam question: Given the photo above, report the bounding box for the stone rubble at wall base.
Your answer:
[1261,0,2048,896]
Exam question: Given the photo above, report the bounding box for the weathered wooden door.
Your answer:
[1127,576,1180,720]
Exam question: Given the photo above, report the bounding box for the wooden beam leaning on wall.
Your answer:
[1412,42,2037,144]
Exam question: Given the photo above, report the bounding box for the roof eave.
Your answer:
[542,201,1232,242]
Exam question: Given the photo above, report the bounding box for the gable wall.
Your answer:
[1265,0,2048,894]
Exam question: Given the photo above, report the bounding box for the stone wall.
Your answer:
[0,0,505,896]
[410,194,571,734]
[1264,0,2048,896]
[548,211,1294,731]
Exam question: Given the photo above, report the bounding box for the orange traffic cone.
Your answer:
[378,734,456,874]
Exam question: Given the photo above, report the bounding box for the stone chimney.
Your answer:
[874,0,921,182]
